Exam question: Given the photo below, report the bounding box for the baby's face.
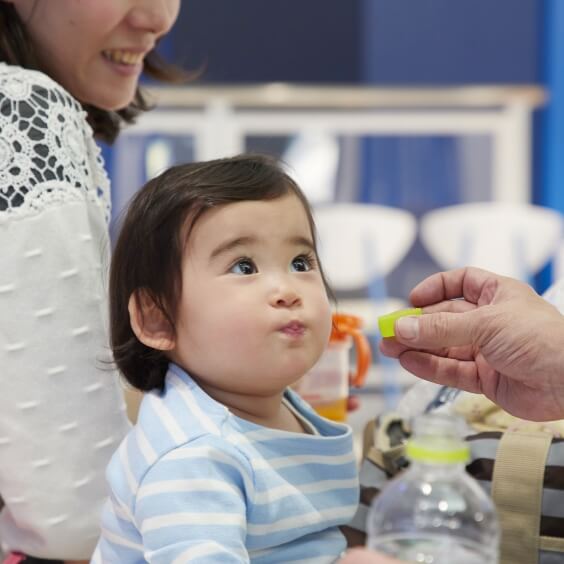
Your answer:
[170,193,332,398]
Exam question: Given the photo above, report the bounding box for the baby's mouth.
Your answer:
[280,321,306,337]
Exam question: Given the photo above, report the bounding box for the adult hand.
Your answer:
[339,548,403,563]
[380,267,564,421]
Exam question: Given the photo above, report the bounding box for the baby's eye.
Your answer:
[230,258,257,275]
[291,254,314,272]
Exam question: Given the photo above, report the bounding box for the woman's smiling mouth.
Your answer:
[102,49,145,66]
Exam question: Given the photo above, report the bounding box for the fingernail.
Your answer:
[396,316,419,340]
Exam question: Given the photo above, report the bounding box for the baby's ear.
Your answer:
[128,290,175,351]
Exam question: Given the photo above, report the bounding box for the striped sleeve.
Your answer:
[134,436,253,563]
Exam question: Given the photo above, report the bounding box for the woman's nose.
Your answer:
[127,0,179,37]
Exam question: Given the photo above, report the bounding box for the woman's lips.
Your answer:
[101,50,144,77]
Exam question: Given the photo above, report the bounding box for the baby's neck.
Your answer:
[200,384,306,433]
[230,400,307,434]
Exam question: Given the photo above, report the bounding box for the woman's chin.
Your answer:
[80,88,137,112]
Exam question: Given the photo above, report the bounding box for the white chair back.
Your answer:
[314,203,417,291]
[420,202,564,280]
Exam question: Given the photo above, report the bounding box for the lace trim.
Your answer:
[0,179,106,225]
[0,63,111,223]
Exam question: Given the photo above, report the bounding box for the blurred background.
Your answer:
[103,0,564,415]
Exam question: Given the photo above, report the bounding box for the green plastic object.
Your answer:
[378,307,422,338]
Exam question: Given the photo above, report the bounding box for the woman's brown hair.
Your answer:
[0,2,190,144]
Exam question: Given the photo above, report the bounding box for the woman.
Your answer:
[0,1,181,562]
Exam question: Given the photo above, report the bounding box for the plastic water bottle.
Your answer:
[366,413,499,563]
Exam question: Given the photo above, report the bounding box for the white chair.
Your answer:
[314,203,417,333]
[420,202,564,281]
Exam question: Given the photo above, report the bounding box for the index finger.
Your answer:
[410,267,503,308]
[423,298,477,315]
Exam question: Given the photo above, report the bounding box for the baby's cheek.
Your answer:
[217,311,259,347]
[315,302,333,350]
[321,295,333,331]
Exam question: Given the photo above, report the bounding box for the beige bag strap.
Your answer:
[491,430,552,564]
[540,536,564,552]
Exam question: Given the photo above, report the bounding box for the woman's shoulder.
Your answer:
[0,63,110,223]
[0,62,82,112]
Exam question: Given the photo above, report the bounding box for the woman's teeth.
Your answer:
[103,50,143,66]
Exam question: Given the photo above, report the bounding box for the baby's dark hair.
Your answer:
[110,154,331,392]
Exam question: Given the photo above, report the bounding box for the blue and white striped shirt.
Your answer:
[92,364,359,563]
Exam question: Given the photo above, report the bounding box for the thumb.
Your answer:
[395,310,482,349]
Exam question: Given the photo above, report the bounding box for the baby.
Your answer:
[92,154,359,563]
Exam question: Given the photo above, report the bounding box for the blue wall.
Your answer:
[540,0,564,216]
[171,1,541,85]
[361,0,540,84]
[173,0,361,83]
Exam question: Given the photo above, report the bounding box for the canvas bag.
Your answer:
[351,412,564,564]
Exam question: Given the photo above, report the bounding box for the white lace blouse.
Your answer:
[0,63,130,559]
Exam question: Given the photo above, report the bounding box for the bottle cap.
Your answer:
[378,307,422,338]
[406,413,470,464]
[406,439,470,464]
